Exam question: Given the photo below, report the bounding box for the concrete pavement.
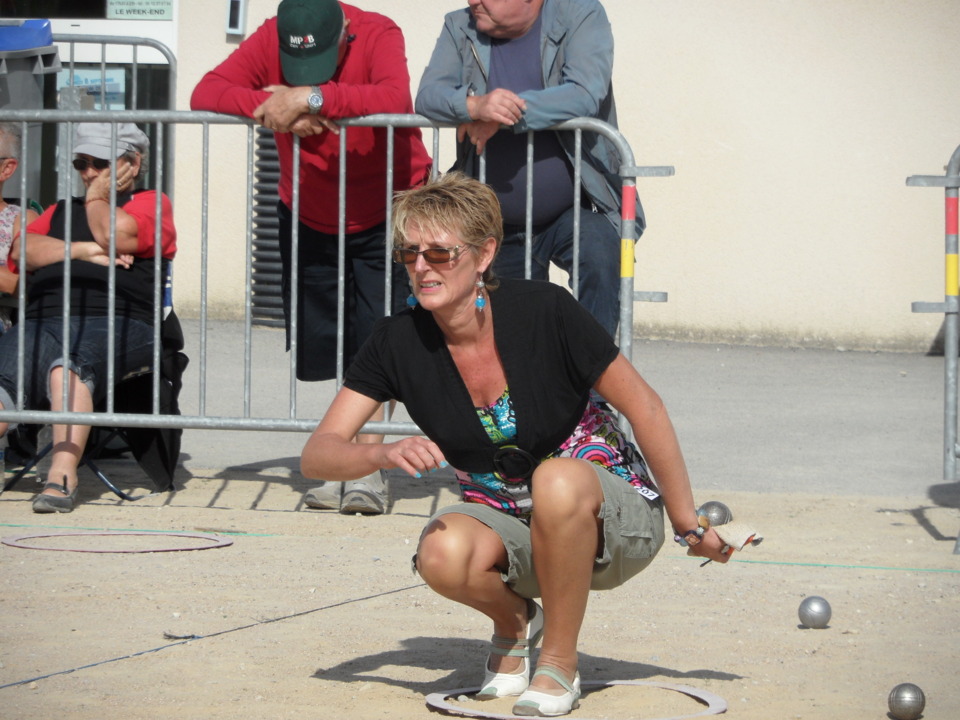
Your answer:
[175,321,948,501]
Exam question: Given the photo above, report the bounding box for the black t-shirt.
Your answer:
[344,278,618,473]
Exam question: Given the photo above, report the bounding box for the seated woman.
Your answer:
[0,122,177,513]
[301,173,729,717]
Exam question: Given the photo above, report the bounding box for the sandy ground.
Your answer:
[1,337,959,719]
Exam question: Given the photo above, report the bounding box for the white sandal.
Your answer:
[512,666,581,717]
[476,600,544,699]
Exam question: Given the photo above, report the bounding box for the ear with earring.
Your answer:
[475,278,487,311]
[406,293,418,308]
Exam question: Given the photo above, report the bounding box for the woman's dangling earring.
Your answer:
[475,278,487,311]
[406,293,418,308]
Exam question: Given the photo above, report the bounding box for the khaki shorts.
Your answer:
[418,464,665,599]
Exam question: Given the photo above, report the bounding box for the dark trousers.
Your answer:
[277,201,408,381]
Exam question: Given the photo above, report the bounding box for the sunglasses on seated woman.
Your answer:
[72,157,111,171]
[393,245,466,265]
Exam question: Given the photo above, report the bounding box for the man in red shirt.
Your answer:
[191,0,431,514]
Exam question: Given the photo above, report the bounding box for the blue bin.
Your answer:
[0,19,60,210]
[0,19,54,52]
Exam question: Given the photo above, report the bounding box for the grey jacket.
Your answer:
[415,0,644,238]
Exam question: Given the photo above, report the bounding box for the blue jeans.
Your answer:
[0,315,155,428]
[495,206,622,338]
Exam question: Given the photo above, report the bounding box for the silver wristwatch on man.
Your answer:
[307,86,324,114]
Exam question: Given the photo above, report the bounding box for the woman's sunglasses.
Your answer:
[393,245,465,265]
[72,157,111,171]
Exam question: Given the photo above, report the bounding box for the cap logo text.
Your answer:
[289,33,317,50]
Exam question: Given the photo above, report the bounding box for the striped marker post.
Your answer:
[908,143,960,553]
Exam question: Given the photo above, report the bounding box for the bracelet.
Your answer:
[673,514,710,547]
[85,197,109,207]
[674,526,705,547]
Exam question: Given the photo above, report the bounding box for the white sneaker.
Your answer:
[340,471,389,515]
[303,481,343,510]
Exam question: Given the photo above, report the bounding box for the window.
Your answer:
[1,1,108,19]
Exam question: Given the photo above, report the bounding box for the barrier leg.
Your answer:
[948,193,960,554]
[907,146,960,553]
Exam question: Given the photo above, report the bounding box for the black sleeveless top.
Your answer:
[26,194,167,326]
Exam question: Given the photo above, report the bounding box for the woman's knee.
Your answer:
[531,458,603,514]
[416,517,474,584]
[416,514,507,589]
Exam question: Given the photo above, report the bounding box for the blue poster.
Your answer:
[56,67,126,110]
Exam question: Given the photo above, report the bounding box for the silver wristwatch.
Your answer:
[307,86,324,115]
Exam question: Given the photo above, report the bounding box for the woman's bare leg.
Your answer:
[416,513,530,673]
[527,458,604,691]
[39,366,93,496]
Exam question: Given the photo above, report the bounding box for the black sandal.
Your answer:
[32,475,79,514]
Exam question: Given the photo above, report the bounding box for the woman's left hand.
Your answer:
[86,160,136,204]
[689,527,732,564]
[112,157,137,194]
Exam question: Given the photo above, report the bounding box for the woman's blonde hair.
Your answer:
[392,172,503,287]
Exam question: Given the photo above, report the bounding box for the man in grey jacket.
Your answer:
[416,0,643,338]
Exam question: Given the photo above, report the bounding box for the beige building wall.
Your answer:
[173,1,960,351]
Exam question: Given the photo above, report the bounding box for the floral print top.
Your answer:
[0,203,22,332]
[455,387,654,520]
[0,203,21,269]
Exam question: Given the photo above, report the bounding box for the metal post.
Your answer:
[907,143,960,553]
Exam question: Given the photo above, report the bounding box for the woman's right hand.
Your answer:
[76,242,134,269]
[381,436,447,478]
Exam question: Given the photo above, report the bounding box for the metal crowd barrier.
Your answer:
[51,33,178,196]
[53,33,177,112]
[908,143,960,554]
[0,109,673,443]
